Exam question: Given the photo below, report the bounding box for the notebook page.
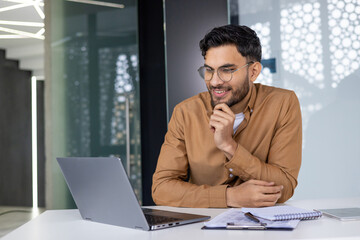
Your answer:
[204,208,247,228]
[204,208,300,229]
[241,206,319,221]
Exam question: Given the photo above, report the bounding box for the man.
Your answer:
[152,25,302,208]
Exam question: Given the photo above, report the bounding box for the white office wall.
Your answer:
[235,0,360,199]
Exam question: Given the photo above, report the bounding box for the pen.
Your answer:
[245,212,261,223]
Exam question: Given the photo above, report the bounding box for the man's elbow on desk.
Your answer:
[152,184,166,206]
[151,182,187,207]
[152,189,173,207]
[271,176,296,203]
[277,184,296,203]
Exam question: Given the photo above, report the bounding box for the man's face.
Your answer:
[204,45,252,108]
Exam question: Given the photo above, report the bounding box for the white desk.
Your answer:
[2,198,360,240]
[0,206,45,238]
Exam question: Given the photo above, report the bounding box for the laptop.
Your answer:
[57,157,210,231]
[316,208,360,221]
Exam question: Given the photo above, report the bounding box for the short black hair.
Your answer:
[199,24,262,62]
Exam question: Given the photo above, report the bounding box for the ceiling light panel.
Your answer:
[0,0,44,40]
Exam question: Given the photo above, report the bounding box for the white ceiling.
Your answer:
[0,0,44,78]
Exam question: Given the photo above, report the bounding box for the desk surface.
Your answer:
[0,206,44,238]
[2,198,360,240]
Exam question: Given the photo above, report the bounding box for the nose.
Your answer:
[209,71,223,87]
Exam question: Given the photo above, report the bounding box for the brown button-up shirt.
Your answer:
[152,83,302,208]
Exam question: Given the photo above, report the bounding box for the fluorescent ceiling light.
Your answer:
[0,26,44,39]
[36,28,44,35]
[0,0,44,40]
[67,0,125,9]
[0,1,45,20]
[4,0,44,6]
[0,3,32,12]
[0,34,27,38]
[33,3,45,19]
[0,20,44,27]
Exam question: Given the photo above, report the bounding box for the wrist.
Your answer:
[220,140,238,159]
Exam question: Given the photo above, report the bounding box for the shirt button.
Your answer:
[229,168,233,172]
[229,174,234,178]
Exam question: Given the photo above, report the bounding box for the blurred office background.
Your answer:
[0,0,359,213]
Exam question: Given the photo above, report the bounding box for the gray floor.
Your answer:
[0,206,45,238]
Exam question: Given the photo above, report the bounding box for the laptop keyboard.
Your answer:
[144,214,181,225]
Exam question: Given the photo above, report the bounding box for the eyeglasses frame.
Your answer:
[198,61,255,82]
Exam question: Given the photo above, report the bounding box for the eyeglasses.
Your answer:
[197,61,255,82]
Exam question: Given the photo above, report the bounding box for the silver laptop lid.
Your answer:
[57,157,150,230]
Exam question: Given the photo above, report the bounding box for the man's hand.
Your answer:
[209,104,238,159]
[226,180,283,208]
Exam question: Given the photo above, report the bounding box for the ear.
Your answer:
[249,62,262,83]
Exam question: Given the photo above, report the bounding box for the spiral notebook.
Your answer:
[241,206,322,221]
[203,208,300,230]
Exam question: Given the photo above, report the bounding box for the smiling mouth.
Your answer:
[214,89,226,94]
[212,89,230,98]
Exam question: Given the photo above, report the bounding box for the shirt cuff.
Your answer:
[209,185,228,208]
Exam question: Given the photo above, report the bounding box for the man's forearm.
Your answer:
[152,177,228,208]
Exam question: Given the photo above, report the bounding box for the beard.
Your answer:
[208,71,250,108]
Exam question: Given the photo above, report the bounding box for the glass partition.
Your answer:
[229,0,360,200]
[47,0,141,208]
